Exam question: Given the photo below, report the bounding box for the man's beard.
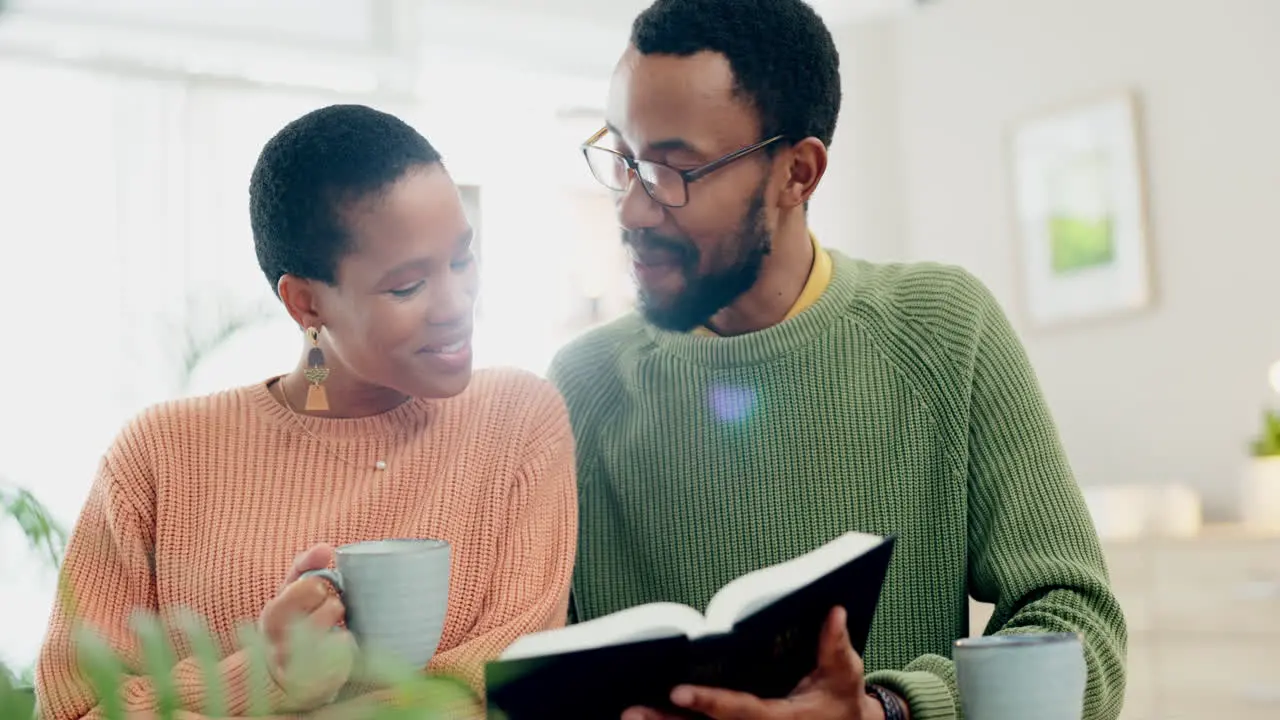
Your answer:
[628,192,772,333]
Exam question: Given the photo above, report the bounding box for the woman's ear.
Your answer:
[777,137,829,210]
[277,274,322,330]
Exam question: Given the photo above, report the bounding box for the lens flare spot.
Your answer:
[707,384,758,424]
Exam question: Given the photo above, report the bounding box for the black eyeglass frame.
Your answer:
[580,126,786,208]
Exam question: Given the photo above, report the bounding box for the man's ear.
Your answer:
[277,274,323,330]
[777,137,829,210]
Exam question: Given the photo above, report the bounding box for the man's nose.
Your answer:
[615,172,664,231]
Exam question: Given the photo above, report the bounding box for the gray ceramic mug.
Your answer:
[954,632,1087,720]
[300,539,451,669]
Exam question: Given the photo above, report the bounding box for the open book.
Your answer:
[485,532,896,719]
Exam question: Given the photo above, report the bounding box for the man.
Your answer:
[547,1,1127,718]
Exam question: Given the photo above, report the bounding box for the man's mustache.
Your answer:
[622,230,698,263]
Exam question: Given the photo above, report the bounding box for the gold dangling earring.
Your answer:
[303,326,330,412]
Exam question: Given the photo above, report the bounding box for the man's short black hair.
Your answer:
[249,103,443,293]
[631,0,841,148]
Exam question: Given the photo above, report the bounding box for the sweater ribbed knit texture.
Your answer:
[548,251,1127,720]
[35,368,578,720]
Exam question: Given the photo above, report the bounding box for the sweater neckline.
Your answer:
[645,250,863,368]
[247,377,438,441]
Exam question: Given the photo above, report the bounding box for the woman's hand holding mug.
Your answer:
[257,543,357,711]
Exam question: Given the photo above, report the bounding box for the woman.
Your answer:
[35,104,577,719]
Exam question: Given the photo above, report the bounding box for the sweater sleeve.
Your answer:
[865,275,1128,720]
[426,386,579,694]
[35,449,292,720]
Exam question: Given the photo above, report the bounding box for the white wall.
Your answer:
[823,0,1280,519]
[809,19,908,263]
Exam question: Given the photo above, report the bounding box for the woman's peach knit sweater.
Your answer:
[35,368,578,719]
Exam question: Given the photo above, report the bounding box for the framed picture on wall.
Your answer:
[1008,90,1154,329]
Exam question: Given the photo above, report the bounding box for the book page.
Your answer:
[498,602,708,661]
[703,532,885,633]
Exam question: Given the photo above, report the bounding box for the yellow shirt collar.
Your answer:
[693,232,832,337]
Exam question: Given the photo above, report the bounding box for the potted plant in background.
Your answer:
[0,483,65,569]
[0,480,66,719]
[1243,408,1280,533]
[164,296,278,395]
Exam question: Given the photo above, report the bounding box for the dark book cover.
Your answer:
[485,536,896,719]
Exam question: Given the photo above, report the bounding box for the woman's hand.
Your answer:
[257,543,356,711]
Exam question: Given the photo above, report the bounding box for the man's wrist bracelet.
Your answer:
[866,683,908,720]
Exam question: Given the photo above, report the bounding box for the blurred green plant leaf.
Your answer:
[1251,408,1280,457]
[0,483,67,567]
[164,297,277,394]
[51,609,479,720]
[0,662,37,720]
[73,625,125,720]
[8,568,476,720]
[174,610,228,718]
[133,613,180,720]
[236,622,274,716]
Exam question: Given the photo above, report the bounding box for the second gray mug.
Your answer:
[300,538,452,669]
[954,632,1087,720]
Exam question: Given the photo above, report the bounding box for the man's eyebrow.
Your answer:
[647,138,699,153]
[604,122,703,156]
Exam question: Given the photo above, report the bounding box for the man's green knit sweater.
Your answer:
[547,251,1127,720]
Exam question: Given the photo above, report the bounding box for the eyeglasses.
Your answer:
[580,127,785,209]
